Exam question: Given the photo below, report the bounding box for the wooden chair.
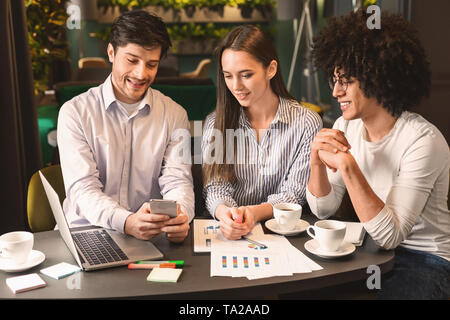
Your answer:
[78,57,110,69]
[180,59,211,78]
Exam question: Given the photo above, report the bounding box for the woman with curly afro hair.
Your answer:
[306,10,449,299]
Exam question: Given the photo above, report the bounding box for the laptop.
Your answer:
[39,171,164,271]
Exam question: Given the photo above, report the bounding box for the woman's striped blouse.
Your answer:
[202,97,322,218]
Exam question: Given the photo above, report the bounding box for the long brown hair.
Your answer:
[203,25,295,185]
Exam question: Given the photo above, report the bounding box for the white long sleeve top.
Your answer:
[57,76,195,233]
[306,112,450,261]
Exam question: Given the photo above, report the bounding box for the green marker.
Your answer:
[137,260,184,268]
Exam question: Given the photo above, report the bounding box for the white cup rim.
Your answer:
[314,220,346,231]
[0,231,33,244]
[273,203,302,211]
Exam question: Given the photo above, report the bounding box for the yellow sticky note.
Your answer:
[147,268,182,283]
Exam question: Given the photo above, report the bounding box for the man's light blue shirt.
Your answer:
[57,75,194,232]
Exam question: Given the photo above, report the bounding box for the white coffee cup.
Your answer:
[273,203,302,231]
[0,231,34,265]
[307,220,346,252]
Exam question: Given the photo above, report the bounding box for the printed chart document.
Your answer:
[193,219,264,253]
[210,233,322,280]
[194,219,322,280]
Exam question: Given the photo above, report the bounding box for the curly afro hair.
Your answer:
[312,9,431,117]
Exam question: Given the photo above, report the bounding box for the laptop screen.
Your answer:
[39,171,83,268]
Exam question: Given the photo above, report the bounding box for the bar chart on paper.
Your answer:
[219,255,270,270]
[210,233,323,279]
[193,219,221,252]
[194,219,323,279]
[210,234,293,279]
[214,253,276,278]
[204,225,220,248]
[193,219,264,253]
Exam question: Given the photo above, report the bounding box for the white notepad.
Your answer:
[147,268,183,283]
[40,262,82,280]
[344,222,366,246]
[6,273,47,294]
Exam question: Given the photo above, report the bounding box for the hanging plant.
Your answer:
[96,0,275,19]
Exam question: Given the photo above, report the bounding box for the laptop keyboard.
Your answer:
[72,230,129,265]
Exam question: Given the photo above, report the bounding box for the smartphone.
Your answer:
[149,199,178,217]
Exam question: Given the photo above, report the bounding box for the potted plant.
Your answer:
[230,0,275,19]
[168,22,234,54]
[26,0,70,96]
[96,0,275,21]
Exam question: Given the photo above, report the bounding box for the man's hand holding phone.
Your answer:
[124,200,189,242]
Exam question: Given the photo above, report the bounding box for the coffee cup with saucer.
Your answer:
[0,231,45,272]
[304,239,356,259]
[267,203,308,235]
[265,219,309,236]
[305,220,356,258]
[273,203,302,228]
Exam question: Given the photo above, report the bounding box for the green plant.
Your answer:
[93,0,275,52]
[97,0,276,13]
[230,0,275,18]
[192,0,228,11]
[229,0,275,8]
[167,22,232,40]
[97,0,161,12]
[26,0,70,95]
[362,0,377,8]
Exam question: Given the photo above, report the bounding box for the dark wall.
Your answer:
[0,1,41,235]
[410,0,450,143]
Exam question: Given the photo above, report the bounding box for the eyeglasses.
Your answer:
[328,75,353,92]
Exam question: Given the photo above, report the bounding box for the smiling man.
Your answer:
[307,10,449,299]
[57,10,194,242]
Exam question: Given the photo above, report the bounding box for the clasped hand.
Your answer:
[311,128,353,172]
[124,202,189,243]
[215,205,256,240]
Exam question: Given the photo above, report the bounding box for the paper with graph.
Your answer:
[193,219,264,253]
[193,219,322,279]
[210,233,289,279]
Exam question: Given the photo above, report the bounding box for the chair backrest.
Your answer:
[54,81,101,107]
[301,101,323,116]
[72,67,111,82]
[78,57,110,69]
[195,59,211,78]
[152,84,216,121]
[27,165,65,232]
[192,163,208,217]
[180,59,212,78]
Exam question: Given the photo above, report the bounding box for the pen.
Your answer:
[128,263,176,270]
[136,260,184,268]
[242,236,268,249]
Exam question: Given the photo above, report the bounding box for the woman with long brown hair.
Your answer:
[202,25,322,240]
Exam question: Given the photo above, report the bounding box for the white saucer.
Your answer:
[265,218,310,236]
[304,240,356,259]
[0,250,45,273]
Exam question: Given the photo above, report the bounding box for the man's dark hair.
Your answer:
[109,10,171,58]
[312,9,430,117]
